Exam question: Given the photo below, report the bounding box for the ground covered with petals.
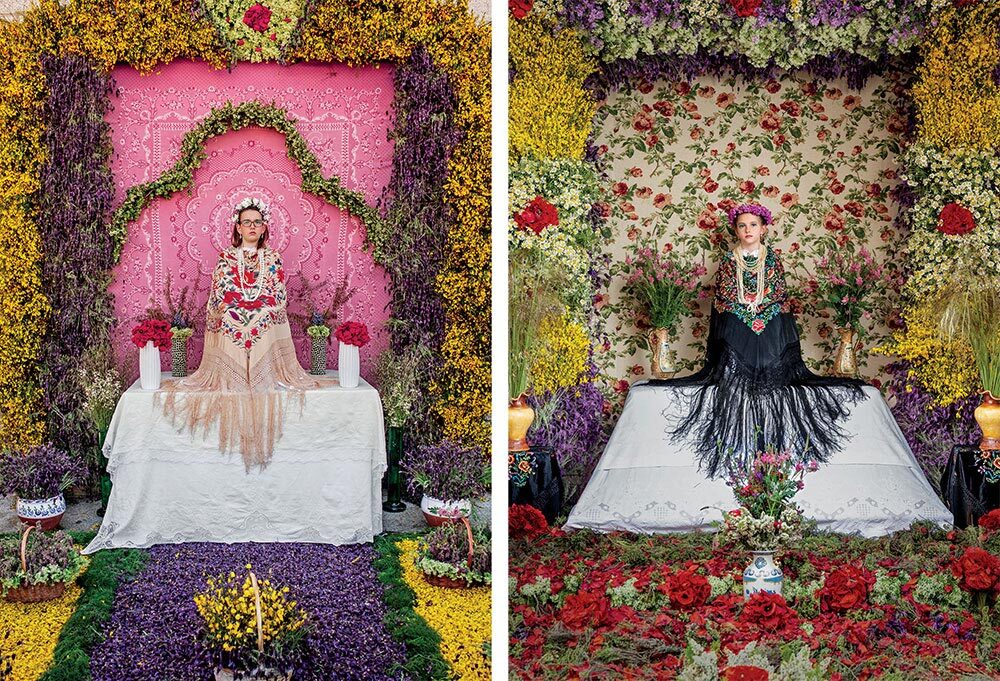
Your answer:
[509,523,1000,680]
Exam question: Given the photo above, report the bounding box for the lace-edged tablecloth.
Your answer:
[84,372,385,553]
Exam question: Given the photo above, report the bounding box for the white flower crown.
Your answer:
[232,196,272,224]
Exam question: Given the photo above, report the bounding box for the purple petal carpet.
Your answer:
[89,543,407,680]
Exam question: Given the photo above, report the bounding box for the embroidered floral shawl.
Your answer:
[161,246,326,469]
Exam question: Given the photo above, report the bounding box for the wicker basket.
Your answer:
[309,337,327,375]
[421,517,476,590]
[4,525,68,603]
[212,571,292,681]
[171,339,188,377]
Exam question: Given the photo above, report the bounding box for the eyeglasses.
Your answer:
[240,219,265,228]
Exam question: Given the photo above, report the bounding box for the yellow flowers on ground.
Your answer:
[398,539,490,681]
[0,583,83,681]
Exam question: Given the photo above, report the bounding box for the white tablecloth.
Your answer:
[566,384,952,537]
[84,372,385,553]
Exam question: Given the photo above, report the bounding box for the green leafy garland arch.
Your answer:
[110,99,386,262]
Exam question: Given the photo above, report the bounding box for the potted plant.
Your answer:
[509,249,569,450]
[163,272,202,377]
[288,277,354,375]
[79,347,125,514]
[375,345,429,512]
[131,316,172,390]
[416,518,491,588]
[194,566,308,681]
[619,244,703,378]
[1,523,86,602]
[402,440,489,526]
[933,283,1000,450]
[334,321,370,388]
[0,444,87,530]
[715,447,815,600]
[813,246,889,377]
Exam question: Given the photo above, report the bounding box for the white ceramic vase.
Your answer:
[338,342,360,388]
[16,493,66,531]
[139,340,161,390]
[743,550,784,599]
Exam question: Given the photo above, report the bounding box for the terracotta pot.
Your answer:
[831,327,858,378]
[975,391,1000,451]
[648,327,677,378]
[508,394,534,452]
[420,494,472,527]
[16,493,65,531]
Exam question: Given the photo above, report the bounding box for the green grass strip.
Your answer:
[374,533,451,681]
[38,533,149,681]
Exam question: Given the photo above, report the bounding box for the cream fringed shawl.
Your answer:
[160,246,327,469]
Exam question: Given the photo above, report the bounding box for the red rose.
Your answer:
[509,0,533,19]
[561,590,610,630]
[938,202,976,236]
[828,180,846,195]
[674,81,691,96]
[739,180,756,194]
[515,196,559,235]
[779,100,801,117]
[729,0,762,17]
[663,570,711,609]
[759,111,782,131]
[844,201,865,218]
[824,213,845,232]
[697,211,718,231]
[632,110,654,132]
[723,667,769,681]
[242,3,271,32]
[751,318,765,333]
[819,565,876,612]
[951,547,1000,592]
[654,100,675,117]
[740,592,793,631]
[702,178,719,193]
[765,79,781,94]
[979,509,1000,535]
[509,504,548,540]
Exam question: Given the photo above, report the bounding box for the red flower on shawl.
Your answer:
[223,291,243,304]
[277,268,285,283]
[238,299,264,310]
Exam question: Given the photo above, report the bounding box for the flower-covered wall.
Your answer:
[593,70,910,382]
[0,0,490,465]
[510,0,1000,496]
[106,60,395,381]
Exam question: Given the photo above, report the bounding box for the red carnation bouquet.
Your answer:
[509,503,548,540]
[335,321,371,348]
[131,319,172,350]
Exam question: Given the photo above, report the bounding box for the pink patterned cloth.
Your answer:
[106,60,395,381]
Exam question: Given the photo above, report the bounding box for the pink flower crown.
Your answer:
[727,203,772,228]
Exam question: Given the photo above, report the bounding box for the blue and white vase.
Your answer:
[16,493,67,531]
[743,550,783,599]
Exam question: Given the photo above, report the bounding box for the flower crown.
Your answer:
[727,203,772,227]
[232,196,272,224]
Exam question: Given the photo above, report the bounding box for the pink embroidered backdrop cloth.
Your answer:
[107,60,395,380]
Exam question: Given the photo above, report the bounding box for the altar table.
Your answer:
[84,372,385,553]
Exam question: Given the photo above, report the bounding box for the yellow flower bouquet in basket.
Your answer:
[194,565,309,681]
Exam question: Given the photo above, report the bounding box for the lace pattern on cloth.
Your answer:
[160,246,326,469]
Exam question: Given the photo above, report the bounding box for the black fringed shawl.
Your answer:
[653,246,867,477]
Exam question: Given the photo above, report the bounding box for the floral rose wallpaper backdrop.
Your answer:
[592,70,910,383]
